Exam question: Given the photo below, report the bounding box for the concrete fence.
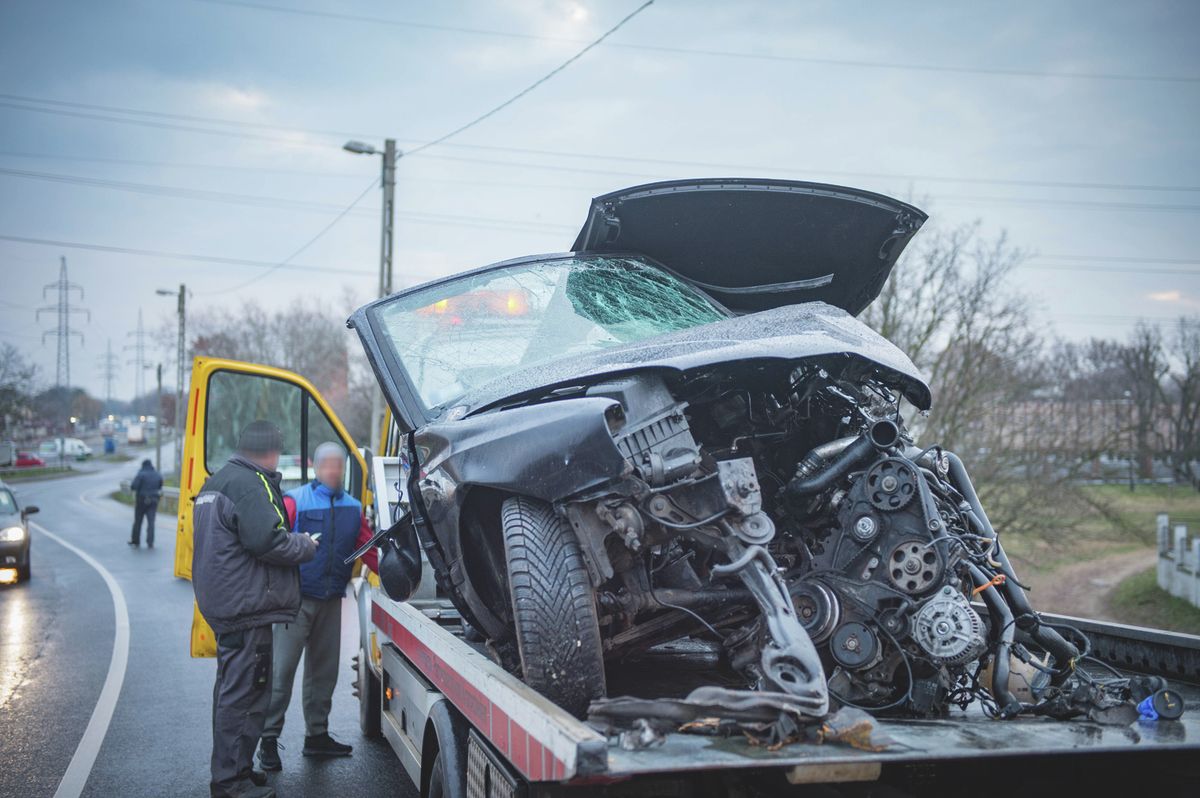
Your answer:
[1157,513,1200,608]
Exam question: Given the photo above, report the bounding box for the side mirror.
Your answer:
[22,506,39,516]
[377,514,423,603]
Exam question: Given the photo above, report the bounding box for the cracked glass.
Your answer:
[374,256,728,412]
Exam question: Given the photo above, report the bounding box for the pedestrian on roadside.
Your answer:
[193,421,318,798]
[128,458,163,548]
[257,441,378,772]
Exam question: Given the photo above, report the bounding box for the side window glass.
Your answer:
[304,396,362,498]
[205,371,302,488]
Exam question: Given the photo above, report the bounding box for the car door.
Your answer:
[177,356,368,656]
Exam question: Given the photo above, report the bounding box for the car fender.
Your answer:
[412,397,629,640]
[415,396,628,505]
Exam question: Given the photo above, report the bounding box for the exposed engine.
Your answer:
[578,361,1093,720]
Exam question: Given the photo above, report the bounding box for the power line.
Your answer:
[188,0,1200,85]
[404,0,655,156]
[0,100,335,149]
[201,0,655,294]
[5,98,1200,194]
[0,234,374,275]
[0,166,576,232]
[7,161,1199,222]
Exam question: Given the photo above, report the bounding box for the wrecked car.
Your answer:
[348,178,1105,723]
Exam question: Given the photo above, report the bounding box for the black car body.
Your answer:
[348,179,1087,721]
[0,482,38,581]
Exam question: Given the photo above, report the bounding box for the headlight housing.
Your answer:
[0,526,26,542]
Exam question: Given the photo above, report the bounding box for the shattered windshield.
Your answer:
[372,256,728,412]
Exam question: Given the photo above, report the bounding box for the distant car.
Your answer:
[0,484,38,582]
[14,452,44,468]
[39,437,93,461]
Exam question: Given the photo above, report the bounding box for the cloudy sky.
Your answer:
[1,0,1198,400]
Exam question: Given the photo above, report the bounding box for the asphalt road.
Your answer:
[0,454,417,798]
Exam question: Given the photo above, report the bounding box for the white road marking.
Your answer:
[30,521,131,798]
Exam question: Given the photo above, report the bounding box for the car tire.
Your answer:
[18,556,29,582]
[500,496,605,717]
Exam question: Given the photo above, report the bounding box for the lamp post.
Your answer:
[344,139,399,448]
[156,284,185,475]
[343,139,398,297]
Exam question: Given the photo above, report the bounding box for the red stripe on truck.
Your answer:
[371,602,567,782]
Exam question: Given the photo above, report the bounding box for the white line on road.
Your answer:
[31,521,131,798]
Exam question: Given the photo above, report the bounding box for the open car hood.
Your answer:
[572,179,927,316]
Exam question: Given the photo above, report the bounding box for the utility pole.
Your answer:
[343,138,398,448]
[157,284,186,475]
[97,338,119,408]
[155,363,163,472]
[380,139,396,297]
[125,308,150,401]
[37,256,89,466]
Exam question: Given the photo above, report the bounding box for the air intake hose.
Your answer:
[787,420,900,498]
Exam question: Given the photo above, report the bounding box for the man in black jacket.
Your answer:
[128,459,162,548]
[193,421,317,798]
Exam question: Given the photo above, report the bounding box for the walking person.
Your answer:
[257,442,378,771]
[128,458,163,548]
[193,421,318,798]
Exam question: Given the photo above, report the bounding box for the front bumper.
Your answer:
[0,538,30,568]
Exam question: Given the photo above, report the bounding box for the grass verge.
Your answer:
[110,489,180,516]
[0,466,74,482]
[1109,567,1200,636]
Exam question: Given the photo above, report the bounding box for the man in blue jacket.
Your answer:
[257,442,376,771]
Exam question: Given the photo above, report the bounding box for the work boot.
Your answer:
[303,732,353,757]
[248,771,268,787]
[257,738,282,771]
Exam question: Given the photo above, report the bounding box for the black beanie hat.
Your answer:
[141,459,153,468]
[238,420,283,455]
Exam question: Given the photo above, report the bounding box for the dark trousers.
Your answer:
[131,497,157,545]
[211,625,273,797]
[263,596,342,739]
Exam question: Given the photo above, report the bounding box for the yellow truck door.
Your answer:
[176,356,368,656]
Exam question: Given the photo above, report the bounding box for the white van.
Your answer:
[38,437,93,461]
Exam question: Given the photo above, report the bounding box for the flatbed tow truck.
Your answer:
[178,358,1200,797]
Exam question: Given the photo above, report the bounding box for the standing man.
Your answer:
[257,442,378,771]
[193,421,317,798]
[128,458,163,548]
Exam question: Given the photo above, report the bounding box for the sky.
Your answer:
[1,0,1198,401]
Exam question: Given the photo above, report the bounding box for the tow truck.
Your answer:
[175,357,1200,797]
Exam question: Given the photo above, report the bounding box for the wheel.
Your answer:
[500,496,605,717]
[425,751,446,798]
[17,552,29,582]
[358,647,381,738]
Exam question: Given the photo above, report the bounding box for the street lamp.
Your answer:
[343,138,398,298]
[157,285,186,476]
[345,138,399,449]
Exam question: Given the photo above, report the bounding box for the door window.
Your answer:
[205,370,303,488]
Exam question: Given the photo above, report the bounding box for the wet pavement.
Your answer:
[0,455,416,797]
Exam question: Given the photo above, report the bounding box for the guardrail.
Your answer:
[1157,513,1200,609]
[118,479,181,499]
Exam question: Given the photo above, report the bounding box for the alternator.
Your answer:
[911,586,986,665]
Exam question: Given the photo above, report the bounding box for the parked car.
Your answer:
[350,178,1088,722]
[0,482,38,581]
[14,452,44,468]
[39,437,93,461]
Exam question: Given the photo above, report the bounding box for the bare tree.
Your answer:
[0,343,39,438]
[189,298,376,443]
[1163,317,1200,487]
